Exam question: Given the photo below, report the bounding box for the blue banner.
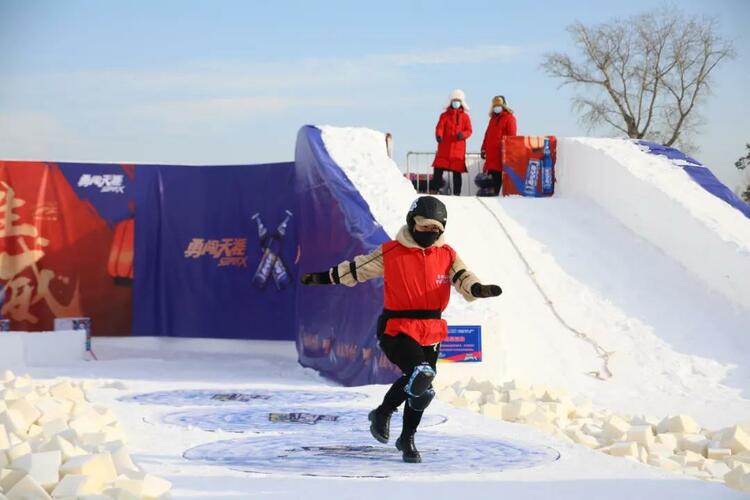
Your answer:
[294,126,399,386]
[439,325,482,362]
[133,162,298,340]
[636,141,750,219]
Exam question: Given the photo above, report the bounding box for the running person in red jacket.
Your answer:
[481,95,517,196]
[301,196,502,463]
[431,89,472,196]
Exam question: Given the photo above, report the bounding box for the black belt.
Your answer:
[381,308,442,320]
[376,308,442,339]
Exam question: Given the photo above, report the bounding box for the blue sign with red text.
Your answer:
[439,325,482,362]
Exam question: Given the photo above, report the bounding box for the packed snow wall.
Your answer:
[0,160,299,340]
[294,125,400,386]
[555,138,750,311]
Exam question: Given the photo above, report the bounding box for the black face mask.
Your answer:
[411,229,442,248]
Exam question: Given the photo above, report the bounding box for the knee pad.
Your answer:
[408,387,435,411]
[404,363,436,397]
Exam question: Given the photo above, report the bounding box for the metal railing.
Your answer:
[404,152,484,196]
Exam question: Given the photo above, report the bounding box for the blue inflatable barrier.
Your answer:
[636,141,750,219]
[293,126,399,386]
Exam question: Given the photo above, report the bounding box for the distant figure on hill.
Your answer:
[431,89,473,196]
[481,95,517,196]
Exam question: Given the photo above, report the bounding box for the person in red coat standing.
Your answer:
[431,89,472,196]
[481,95,517,196]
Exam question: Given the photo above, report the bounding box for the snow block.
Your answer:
[679,434,710,456]
[602,416,630,441]
[0,411,28,437]
[7,442,31,461]
[626,425,655,449]
[0,469,25,493]
[720,425,750,454]
[41,436,85,462]
[49,382,85,404]
[502,401,535,421]
[480,403,505,420]
[59,453,117,488]
[10,451,61,491]
[51,474,98,497]
[608,442,638,457]
[707,448,732,460]
[703,459,731,479]
[724,464,750,492]
[6,474,52,499]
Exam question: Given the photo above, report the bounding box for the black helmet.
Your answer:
[406,196,447,232]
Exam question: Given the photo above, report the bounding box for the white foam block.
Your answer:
[608,441,638,457]
[663,415,701,434]
[502,400,535,421]
[10,450,61,491]
[59,453,117,488]
[5,474,52,499]
[51,474,98,497]
[720,425,750,454]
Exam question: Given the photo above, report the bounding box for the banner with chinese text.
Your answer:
[0,160,298,340]
[132,163,298,340]
[0,161,133,334]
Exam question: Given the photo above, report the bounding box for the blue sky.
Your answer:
[0,0,748,190]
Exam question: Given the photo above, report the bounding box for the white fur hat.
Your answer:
[446,89,469,111]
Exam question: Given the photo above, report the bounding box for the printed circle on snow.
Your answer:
[183,432,560,478]
[161,407,447,433]
[120,389,367,407]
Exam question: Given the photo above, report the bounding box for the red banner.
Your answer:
[0,161,132,334]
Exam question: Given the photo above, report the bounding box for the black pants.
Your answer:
[430,168,462,196]
[490,171,502,196]
[378,333,440,435]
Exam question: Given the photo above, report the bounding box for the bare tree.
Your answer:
[541,8,735,148]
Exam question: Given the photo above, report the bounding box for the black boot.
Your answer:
[368,407,392,443]
[395,432,421,463]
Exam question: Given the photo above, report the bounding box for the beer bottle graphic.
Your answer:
[271,254,291,290]
[524,159,540,196]
[251,213,268,245]
[541,137,554,195]
[252,210,293,289]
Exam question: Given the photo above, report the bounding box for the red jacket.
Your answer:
[481,111,517,173]
[381,240,456,346]
[433,108,472,173]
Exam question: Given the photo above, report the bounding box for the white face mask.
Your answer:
[451,100,461,109]
[493,105,503,114]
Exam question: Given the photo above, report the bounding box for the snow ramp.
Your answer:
[297,125,750,429]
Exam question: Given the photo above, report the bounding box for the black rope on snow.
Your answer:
[476,198,613,381]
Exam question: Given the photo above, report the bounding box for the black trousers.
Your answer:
[378,333,440,435]
[430,168,463,196]
[490,171,502,196]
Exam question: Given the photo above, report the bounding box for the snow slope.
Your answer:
[319,126,750,429]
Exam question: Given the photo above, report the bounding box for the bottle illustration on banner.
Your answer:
[541,137,554,195]
[252,210,293,290]
[524,159,540,196]
[251,213,268,246]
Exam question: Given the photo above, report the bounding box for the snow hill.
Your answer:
[319,126,750,430]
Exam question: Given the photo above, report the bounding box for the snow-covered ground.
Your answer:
[21,337,746,499]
